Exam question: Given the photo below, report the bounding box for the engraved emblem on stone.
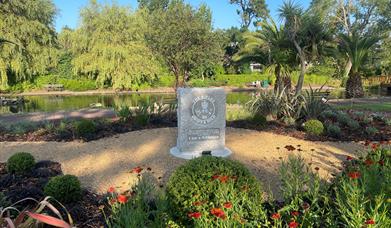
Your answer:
[191,95,216,124]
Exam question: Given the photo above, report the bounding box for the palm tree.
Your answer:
[234,18,296,92]
[338,33,379,98]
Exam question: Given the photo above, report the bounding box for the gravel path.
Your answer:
[0,128,365,199]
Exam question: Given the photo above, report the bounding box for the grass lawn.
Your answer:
[334,103,391,112]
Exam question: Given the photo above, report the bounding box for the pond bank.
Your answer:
[0,86,338,97]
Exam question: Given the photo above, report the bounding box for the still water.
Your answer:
[0,88,384,114]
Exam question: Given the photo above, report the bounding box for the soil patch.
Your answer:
[0,128,366,201]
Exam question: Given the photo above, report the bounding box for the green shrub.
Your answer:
[58,78,96,91]
[303,119,324,136]
[362,117,374,125]
[7,152,35,174]
[336,112,352,126]
[166,156,266,226]
[320,110,338,120]
[44,175,82,203]
[0,192,10,207]
[251,114,267,126]
[74,120,96,139]
[107,174,168,227]
[347,119,361,130]
[116,105,133,122]
[365,127,378,136]
[327,124,342,138]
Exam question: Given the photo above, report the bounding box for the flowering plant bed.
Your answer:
[104,145,390,227]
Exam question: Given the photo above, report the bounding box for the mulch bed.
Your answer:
[0,113,390,143]
[0,161,106,227]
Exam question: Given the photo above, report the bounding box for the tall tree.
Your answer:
[229,0,269,29]
[146,0,223,88]
[70,0,161,89]
[0,0,57,89]
[234,19,296,91]
[137,0,169,11]
[338,33,379,98]
[279,1,331,94]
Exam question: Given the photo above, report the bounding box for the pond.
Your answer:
[0,88,385,114]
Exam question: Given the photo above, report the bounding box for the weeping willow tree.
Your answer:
[70,0,161,89]
[0,0,57,90]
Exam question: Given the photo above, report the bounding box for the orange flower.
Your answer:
[219,175,229,183]
[117,195,128,204]
[188,212,202,219]
[371,143,379,150]
[212,175,220,180]
[223,202,232,209]
[107,186,115,193]
[364,159,374,166]
[271,213,281,220]
[289,221,299,228]
[348,171,361,179]
[291,211,300,217]
[210,208,225,219]
[365,219,375,225]
[131,166,143,174]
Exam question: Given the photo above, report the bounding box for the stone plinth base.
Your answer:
[170,147,232,160]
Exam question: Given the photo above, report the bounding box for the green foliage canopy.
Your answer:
[69,1,161,89]
[0,0,57,89]
[146,0,223,88]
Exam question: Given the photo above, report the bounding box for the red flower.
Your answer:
[378,160,384,166]
[117,195,128,204]
[365,219,375,225]
[212,175,220,180]
[291,211,300,217]
[271,213,281,220]
[210,208,225,219]
[223,202,232,209]
[348,171,361,179]
[109,198,117,205]
[107,186,115,193]
[346,156,353,161]
[365,159,374,166]
[371,143,379,150]
[219,175,229,183]
[289,221,299,228]
[192,201,202,206]
[131,166,143,174]
[188,212,202,219]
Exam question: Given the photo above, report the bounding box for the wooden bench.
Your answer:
[43,84,64,91]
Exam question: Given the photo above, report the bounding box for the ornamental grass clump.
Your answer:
[74,119,96,139]
[44,175,82,203]
[7,152,35,174]
[166,156,267,226]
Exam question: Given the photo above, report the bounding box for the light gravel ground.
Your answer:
[0,128,365,199]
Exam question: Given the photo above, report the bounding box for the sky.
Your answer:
[53,0,310,32]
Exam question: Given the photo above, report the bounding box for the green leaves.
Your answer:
[68,2,162,90]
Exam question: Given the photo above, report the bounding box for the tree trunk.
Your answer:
[345,71,364,98]
[274,64,282,92]
[183,70,189,87]
[293,40,306,95]
[343,59,352,80]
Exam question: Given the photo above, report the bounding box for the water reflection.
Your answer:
[0,88,385,114]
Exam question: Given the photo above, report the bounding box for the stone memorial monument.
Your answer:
[170,88,232,159]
